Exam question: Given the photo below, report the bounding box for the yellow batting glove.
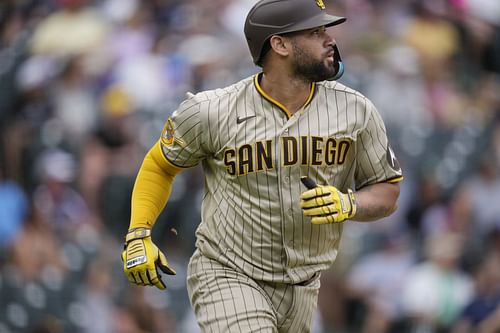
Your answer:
[300,183,357,224]
[121,228,176,290]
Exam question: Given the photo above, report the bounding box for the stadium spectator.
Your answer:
[452,249,500,333]
[401,232,473,333]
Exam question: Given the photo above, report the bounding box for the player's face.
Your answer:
[288,26,337,82]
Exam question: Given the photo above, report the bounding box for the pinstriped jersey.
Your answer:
[160,73,403,284]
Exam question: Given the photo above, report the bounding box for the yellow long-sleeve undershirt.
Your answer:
[129,140,184,230]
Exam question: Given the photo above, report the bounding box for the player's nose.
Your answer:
[325,34,335,48]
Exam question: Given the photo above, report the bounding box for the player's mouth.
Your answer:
[325,51,334,63]
[325,48,335,61]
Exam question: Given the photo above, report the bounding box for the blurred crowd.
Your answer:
[0,0,499,332]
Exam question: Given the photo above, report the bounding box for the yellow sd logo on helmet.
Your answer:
[315,0,325,10]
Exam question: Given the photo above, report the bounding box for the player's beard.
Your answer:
[290,41,336,82]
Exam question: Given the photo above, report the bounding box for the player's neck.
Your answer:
[259,71,312,115]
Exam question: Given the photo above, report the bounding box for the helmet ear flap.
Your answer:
[328,44,344,81]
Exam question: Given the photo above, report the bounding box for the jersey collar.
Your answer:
[254,72,316,119]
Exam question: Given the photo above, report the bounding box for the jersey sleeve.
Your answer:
[159,97,208,168]
[354,101,403,189]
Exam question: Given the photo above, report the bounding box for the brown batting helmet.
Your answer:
[244,0,346,66]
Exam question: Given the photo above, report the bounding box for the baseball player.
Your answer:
[121,0,403,332]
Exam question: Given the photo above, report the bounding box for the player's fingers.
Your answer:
[147,268,158,283]
[302,203,338,216]
[153,278,167,290]
[302,204,337,217]
[146,268,166,290]
[157,251,176,275]
[151,270,167,290]
[311,212,340,224]
[299,187,328,200]
[145,266,166,290]
[130,271,145,285]
[127,272,138,284]
[300,194,335,209]
[140,270,153,286]
[133,271,145,285]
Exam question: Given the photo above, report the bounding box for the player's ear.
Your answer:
[269,35,290,57]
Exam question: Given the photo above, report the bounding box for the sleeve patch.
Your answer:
[161,118,185,147]
[386,145,401,172]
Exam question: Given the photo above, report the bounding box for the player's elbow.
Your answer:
[372,199,398,220]
[353,182,401,221]
[372,182,400,218]
[384,201,399,217]
[383,183,400,217]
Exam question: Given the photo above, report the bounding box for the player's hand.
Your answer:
[121,228,176,290]
[300,178,357,224]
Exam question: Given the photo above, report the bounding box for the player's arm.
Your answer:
[342,98,402,222]
[300,99,402,224]
[121,140,184,290]
[122,94,206,290]
[348,181,399,221]
[129,140,184,228]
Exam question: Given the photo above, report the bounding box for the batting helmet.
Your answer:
[244,0,346,76]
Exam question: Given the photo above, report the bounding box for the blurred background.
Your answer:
[0,0,499,332]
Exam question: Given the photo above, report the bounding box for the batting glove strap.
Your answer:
[125,228,151,243]
[346,188,357,218]
[300,186,357,224]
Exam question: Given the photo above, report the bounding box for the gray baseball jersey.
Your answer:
[160,73,403,285]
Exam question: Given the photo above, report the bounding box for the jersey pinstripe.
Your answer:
[161,73,403,284]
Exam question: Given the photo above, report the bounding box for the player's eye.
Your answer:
[312,27,326,36]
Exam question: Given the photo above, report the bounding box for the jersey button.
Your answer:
[284,176,289,183]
